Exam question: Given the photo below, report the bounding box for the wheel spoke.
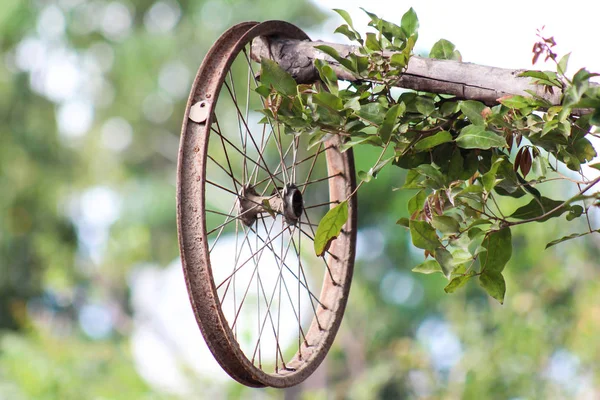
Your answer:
[179,28,355,385]
[210,122,285,186]
[295,172,343,189]
[224,81,284,193]
[304,200,340,210]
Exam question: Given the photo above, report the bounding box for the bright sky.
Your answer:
[313,0,600,74]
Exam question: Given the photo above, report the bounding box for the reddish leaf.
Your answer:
[514,148,523,173]
[520,148,532,177]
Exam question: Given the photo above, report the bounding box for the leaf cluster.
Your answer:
[256,8,600,304]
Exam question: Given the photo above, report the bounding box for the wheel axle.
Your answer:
[238,183,303,226]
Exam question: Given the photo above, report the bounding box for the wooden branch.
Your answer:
[250,37,564,106]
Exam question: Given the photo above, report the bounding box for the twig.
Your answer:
[507,175,600,226]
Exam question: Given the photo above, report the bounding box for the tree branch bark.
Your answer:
[250,37,565,106]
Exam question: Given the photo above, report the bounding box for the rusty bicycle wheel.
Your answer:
[176,20,357,388]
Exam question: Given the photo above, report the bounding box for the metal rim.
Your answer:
[176,20,357,388]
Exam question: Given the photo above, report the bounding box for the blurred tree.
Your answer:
[0,0,325,397]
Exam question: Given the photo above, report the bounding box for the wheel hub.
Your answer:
[238,183,303,226]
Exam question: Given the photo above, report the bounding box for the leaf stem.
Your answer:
[508,175,600,226]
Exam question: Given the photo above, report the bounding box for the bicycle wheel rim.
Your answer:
[177,20,357,388]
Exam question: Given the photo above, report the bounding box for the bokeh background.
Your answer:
[2,0,600,398]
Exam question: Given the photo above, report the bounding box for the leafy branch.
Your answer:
[256,8,600,304]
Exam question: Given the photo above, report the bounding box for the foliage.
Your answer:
[258,8,600,304]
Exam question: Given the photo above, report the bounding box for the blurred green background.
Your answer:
[1,0,600,399]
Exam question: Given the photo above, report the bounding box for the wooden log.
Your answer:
[250,37,564,106]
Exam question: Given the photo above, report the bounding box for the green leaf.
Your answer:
[314,59,338,95]
[558,52,571,76]
[371,156,394,178]
[459,100,487,126]
[403,169,424,188]
[365,32,382,51]
[434,247,454,277]
[566,205,584,221]
[493,160,527,197]
[409,220,441,251]
[444,271,475,293]
[407,190,427,215]
[415,96,435,116]
[351,54,370,74]
[357,102,386,125]
[532,155,547,178]
[358,170,373,183]
[480,227,512,274]
[441,101,460,117]
[498,95,534,109]
[334,24,361,42]
[431,215,460,235]
[401,7,419,38]
[519,70,562,87]
[415,164,446,188]
[479,271,506,304]
[254,84,271,98]
[545,229,600,249]
[456,125,507,149]
[390,53,408,68]
[509,197,566,222]
[429,39,461,61]
[482,157,505,192]
[414,131,453,151]
[378,103,405,142]
[333,9,356,30]
[591,109,600,126]
[412,259,443,275]
[315,45,355,72]
[361,8,403,43]
[312,91,343,111]
[459,151,479,180]
[344,97,361,112]
[314,201,348,256]
[573,137,597,162]
[339,134,381,152]
[448,148,464,181]
[260,58,297,96]
[452,248,474,265]
[396,217,410,227]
